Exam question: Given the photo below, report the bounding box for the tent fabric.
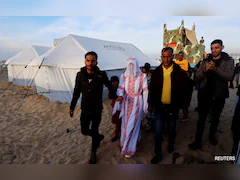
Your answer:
[185,28,198,45]
[53,37,65,46]
[32,34,160,103]
[6,45,51,86]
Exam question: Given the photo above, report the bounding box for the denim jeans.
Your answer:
[154,105,178,156]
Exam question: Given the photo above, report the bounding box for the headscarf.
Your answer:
[124,58,142,78]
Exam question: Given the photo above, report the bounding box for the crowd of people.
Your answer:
[69,39,240,164]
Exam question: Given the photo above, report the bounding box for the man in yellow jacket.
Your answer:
[175,51,192,120]
[175,51,189,72]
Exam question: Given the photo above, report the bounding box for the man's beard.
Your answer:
[212,52,221,57]
[86,66,95,70]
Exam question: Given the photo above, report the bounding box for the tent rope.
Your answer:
[11,58,45,124]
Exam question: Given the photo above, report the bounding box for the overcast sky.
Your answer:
[0,0,239,60]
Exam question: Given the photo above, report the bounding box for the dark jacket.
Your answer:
[231,85,240,134]
[148,62,189,109]
[70,66,117,112]
[235,63,240,74]
[196,52,235,99]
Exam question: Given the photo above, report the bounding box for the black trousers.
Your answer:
[80,110,102,153]
[195,97,225,143]
[231,97,240,154]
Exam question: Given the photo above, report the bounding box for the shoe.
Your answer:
[209,136,218,145]
[88,152,97,164]
[188,141,201,150]
[168,144,176,153]
[125,155,131,158]
[150,155,162,164]
[111,136,118,142]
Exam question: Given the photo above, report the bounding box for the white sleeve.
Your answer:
[142,74,149,114]
[117,74,125,97]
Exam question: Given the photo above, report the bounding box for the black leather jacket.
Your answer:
[70,66,117,112]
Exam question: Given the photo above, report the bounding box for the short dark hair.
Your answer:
[179,51,184,55]
[85,51,98,60]
[143,63,151,70]
[211,39,223,46]
[110,76,119,83]
[161,47,174,55]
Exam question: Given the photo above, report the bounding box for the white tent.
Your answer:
[5,45,51,86]
[30,34,160,103]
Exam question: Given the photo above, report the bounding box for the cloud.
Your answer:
[1,16,240,61]
[0,35,28,60]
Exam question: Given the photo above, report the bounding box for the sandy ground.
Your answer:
[0,68,238,164]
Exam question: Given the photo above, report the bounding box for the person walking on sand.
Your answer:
[148,47,188,164]
[69,51,117,164]
[116,58,148,158]
[188,39,235,150]
[108,76,122,142]
[231,84,240,155]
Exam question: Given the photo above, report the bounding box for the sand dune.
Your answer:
[0,68,237,164]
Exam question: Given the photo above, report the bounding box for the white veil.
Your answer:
[124,58,142,77]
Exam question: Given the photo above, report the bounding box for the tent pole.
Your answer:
[11,58,46,125]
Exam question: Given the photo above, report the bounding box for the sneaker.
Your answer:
[168,144,176,153]
[111,136,118,142]
[150,155,163,164]
[88,152,97,164]
[188,141,201,150]
[125,155,131,158]
[209,136,218,145]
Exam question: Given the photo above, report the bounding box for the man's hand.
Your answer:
[148,105,153,113]
[203,63,210,73]
[116,96,123,104]
[204,61,216,72]
[69,110,74,117]
[208,61,217,71]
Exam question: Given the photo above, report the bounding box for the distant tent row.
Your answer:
[5,45,51,86]
[5,34,160,103]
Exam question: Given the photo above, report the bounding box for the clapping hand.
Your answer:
[204,61,216,72]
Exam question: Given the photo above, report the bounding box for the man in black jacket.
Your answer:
[148,47,189,164]
[69,51,117,164]
[231,85,240,155]
[188,39,235,150]
[235,58,240,88]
